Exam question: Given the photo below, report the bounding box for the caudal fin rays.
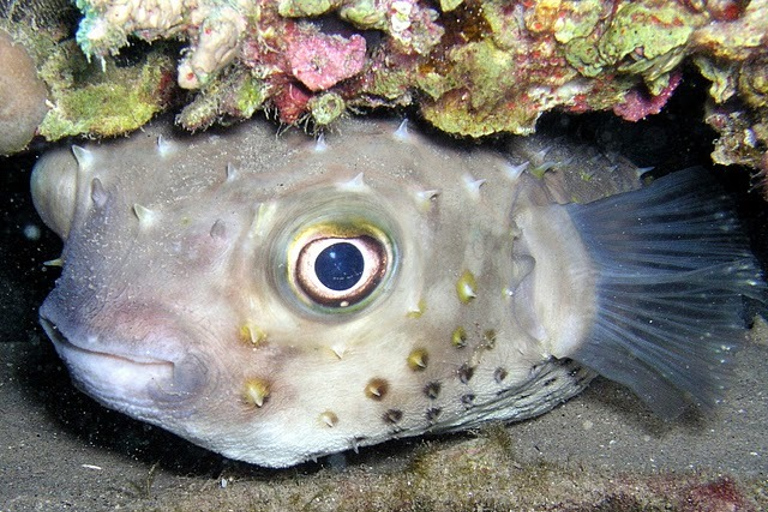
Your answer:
[567,168,765,417]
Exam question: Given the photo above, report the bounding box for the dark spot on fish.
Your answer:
[461,393,475,407]
[383,409,403,424]
[543,377,557,387]
[426,407,442,423]
[365,378,389,400]
[424,381,441,399]
[209,219,227,240]
[458,363,474,383]
[483,329,497,348]
[494,367,508,383]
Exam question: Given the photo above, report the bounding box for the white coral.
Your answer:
[77,0,251,89]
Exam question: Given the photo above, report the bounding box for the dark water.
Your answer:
[0,152,61,343]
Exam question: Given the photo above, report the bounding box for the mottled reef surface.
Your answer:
[1,0,768,196]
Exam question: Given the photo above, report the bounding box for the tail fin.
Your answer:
[566,168,765,418]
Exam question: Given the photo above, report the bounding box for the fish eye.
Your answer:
[277,204,399,316]
[295,235,387,308]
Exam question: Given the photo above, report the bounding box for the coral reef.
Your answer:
[1,0,767,195]
[0,0,176,152]
[69,1,767,130]
[37,40,177,139]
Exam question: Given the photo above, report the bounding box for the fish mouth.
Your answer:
[40,317,202,416]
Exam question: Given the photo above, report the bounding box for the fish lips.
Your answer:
[39,299,208,420]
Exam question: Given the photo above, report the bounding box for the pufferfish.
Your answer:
[31,116,764,468]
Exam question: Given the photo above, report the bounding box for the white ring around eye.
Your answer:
[295,235,387,308]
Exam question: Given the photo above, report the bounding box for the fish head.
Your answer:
[31,119,565,466]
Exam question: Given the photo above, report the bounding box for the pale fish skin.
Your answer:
[31,117,764,467]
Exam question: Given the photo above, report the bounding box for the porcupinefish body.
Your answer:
[31,118,763,467]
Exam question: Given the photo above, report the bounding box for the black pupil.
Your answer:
[315,242,365,291]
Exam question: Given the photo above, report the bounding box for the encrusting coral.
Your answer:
[70,1,766,128]
[1,0,767,196]
[0,0,176,148]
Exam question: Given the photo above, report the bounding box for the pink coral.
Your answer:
[681,478,751,512]
[272,81,312,124]
[613,72,683,122]
[287,31,367,92]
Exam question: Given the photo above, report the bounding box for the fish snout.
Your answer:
[39,297,212,417]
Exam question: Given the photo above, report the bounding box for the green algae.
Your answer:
[231,72,271,120]
[550,0,603,44]
[278,0,340,18]
[440,0,464,12]
[694,56,739,104]
[739,58,768,109]
[308,92,346,126]
[177,69,270,131]
[339,0,388,30]
[565,2,699,83]
[420,38,539,137]
[38,42,175,139]
[2,6,177,142]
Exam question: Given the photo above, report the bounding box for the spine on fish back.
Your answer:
[565,168,765,417]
